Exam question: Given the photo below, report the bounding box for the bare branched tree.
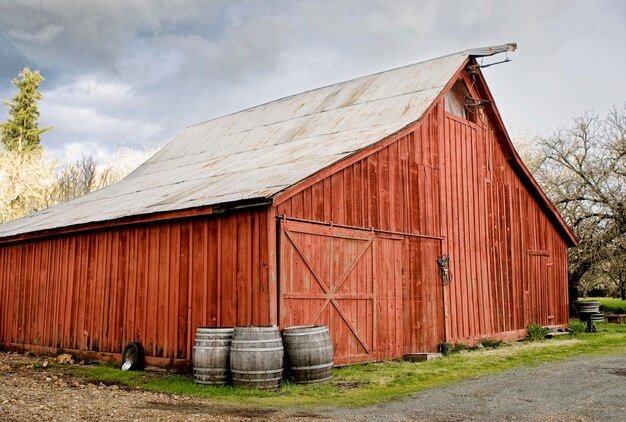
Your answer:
[48,155,98,204]
[531,105,626,301]
[511,127,544,173]
[576,267,608,298]
[601,248,626,300]
[606,265,626,300]
[45,145,160,206]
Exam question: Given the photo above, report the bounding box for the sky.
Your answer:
[0,0,624,163]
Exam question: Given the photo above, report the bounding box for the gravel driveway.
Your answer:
[323,353,626,422]
[1,351,624,421]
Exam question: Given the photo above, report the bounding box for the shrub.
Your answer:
[479,338,504,349]
[439,341,471,355]
[452,341,469,353]
[567,321,587,336]
[600,302,626,315]
[439,342,453,356]
[526,323,549,341]
[439,339,506,356]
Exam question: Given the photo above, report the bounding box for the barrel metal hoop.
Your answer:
[283,333,328,338]
[286,342,332,348]
[194,345,231,349]
[195,337,233,341]
[231,346,284,352]
[289,362,334,370]
[231,368,283,375]
[232,378,282,383]
[283,329,328,336]
[232,338,282,344]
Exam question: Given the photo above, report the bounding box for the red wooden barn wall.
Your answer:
[0,209,271,364]
[278,219,406,365]
[0,68,571,366]
[442,113,569,343]
[276,105,446,355]
[275,91,569,355]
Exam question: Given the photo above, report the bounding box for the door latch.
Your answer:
[437,254,452,285]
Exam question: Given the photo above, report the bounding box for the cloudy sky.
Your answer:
[0,0,624,162]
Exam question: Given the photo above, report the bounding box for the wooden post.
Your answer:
[267,207,278,326]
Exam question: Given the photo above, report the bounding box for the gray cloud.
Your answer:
[0,0,624,161]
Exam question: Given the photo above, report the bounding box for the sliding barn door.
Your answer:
[279,219,402,365]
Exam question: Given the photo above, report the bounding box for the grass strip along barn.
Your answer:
[0,44,577,368]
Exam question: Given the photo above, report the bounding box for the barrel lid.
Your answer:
[234,325,280,332]
[197,327,234,332]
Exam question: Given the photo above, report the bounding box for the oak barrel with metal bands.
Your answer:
[192,327,234,385]
[579,312,604,322]
[574,301,600,313]
[230,326,284,390]
[283,325,333,384]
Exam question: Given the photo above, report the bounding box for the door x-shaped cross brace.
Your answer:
[284,230,374,354]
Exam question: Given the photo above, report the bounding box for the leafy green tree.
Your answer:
[1,67,51,152]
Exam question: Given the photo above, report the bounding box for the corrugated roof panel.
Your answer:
[0,52,468,238]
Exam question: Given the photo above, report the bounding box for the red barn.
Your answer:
[0,44,577,367]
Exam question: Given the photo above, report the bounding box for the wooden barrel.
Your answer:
[193,327,234,385]
[575,301,600,313]
[230,326,284,390]
[589,312,604,322]
[283,325,333,384]
[579,311,604,322]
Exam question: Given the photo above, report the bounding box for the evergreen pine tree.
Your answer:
[1,67,51,152]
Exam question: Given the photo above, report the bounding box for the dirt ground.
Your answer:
[1,351,625,421]
[0,352,323,422]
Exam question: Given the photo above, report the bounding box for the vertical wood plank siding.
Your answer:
[0,208,270,361]
[0,73,570,365]
[276,100,569,354]
[441,114,568,342]
[276,105,446,354]
[278,220,405,364]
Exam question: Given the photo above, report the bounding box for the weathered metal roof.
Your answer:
[0,49,481,238]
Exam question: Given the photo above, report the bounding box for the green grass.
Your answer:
[581,297,626,314]
[68,321,626,409]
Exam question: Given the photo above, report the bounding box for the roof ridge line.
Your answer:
[186,53,470,130]
[185,43,516,131]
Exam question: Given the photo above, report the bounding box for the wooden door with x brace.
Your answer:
[279,219,403,365]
